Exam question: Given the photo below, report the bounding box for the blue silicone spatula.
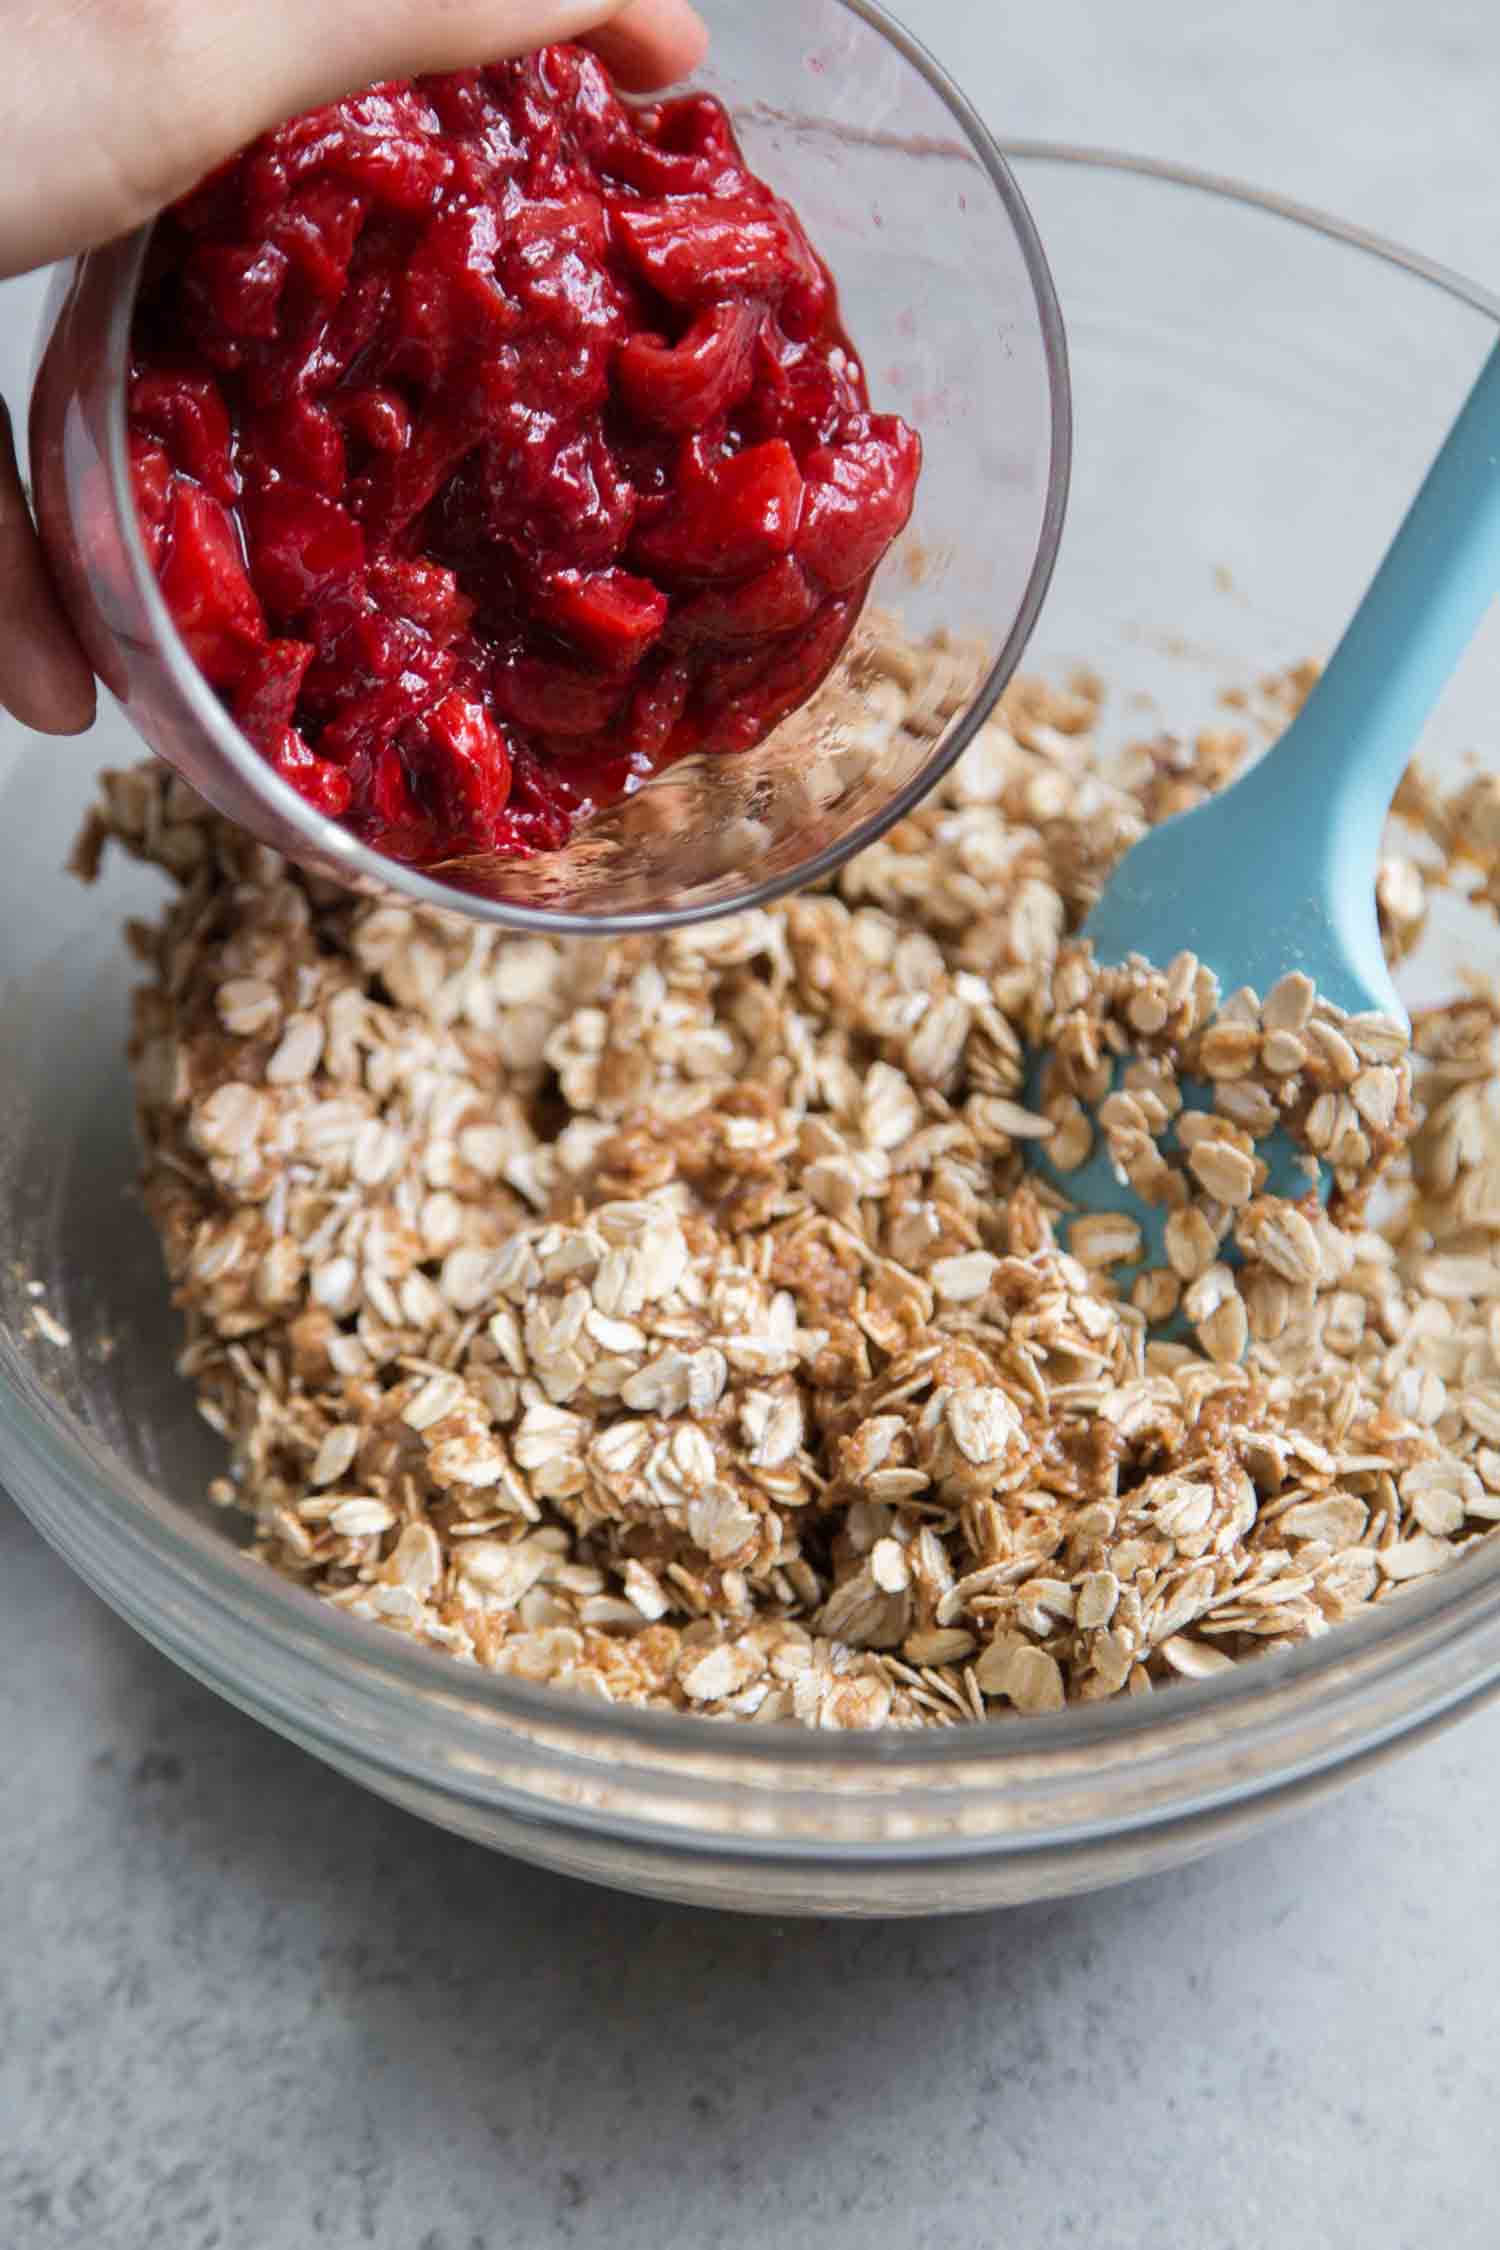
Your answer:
[1031,336,1500,1254]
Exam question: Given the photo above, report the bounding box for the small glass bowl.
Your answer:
[8,149,1500,1917]
[27,0,1069,933]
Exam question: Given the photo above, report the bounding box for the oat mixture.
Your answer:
[74,627,1500,1728]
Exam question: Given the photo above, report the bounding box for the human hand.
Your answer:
[0,0,706,736]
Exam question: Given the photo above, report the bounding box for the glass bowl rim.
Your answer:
[11,139,1500,1799]
[87,0,1073,938]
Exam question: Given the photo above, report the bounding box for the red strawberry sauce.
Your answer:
[127,47,921,869]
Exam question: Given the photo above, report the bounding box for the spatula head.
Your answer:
[1077,756,1404,1030]
[1025,757,1408,1324]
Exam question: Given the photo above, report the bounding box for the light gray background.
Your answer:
[3,5,1498,2246]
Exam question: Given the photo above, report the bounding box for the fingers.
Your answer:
[0,402,97,736]
[0,0,708,276]
[585,0,708,90]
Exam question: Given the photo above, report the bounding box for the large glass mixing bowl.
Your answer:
[6,150,1500,1915]
[27,0,1068,931]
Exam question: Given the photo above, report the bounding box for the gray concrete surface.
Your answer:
[4,5,1500,2245]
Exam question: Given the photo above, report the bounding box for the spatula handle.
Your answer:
[1254,335,1500,870]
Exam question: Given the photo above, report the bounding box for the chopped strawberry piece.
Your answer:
[268,181,367,302]
[233,639,316,737]
[338,387,412,462]
[158,484,265,685]
[266,727,353,817]
[533,568,668,669]
[613,303,761,434]
[358,356,516,536]
[342,741,438,860]
[527,43,630,164]
[593,93,742,196]
[247,397,345,496]
[409,690,513,852]
[129,368,239,503]
[476,410,637,568]
[633,440,804,581]
[247,87,450,216]
[271,269,395,405]
[613,197,828,324]
[672,555,817,643]
[500,744,580,851]
[623,658,692,759]
[317,655,457,762]
[186,241,289,340]
[704,592,860,748]
[129,437,173,569]
[368,556,475,641]
[493,655,627,736]
[739,326,862,448]
[245,487,365,614]
[798,416,922,592]
[423,71,508,146]
[392,202,518,389]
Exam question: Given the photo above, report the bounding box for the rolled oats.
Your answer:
[77,629,1500,1729]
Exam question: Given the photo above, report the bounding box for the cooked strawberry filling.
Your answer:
[128,46,921,868]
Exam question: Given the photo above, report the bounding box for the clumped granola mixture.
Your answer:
[75,629,1500,1727]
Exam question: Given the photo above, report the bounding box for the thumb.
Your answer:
[0,0,706,276]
